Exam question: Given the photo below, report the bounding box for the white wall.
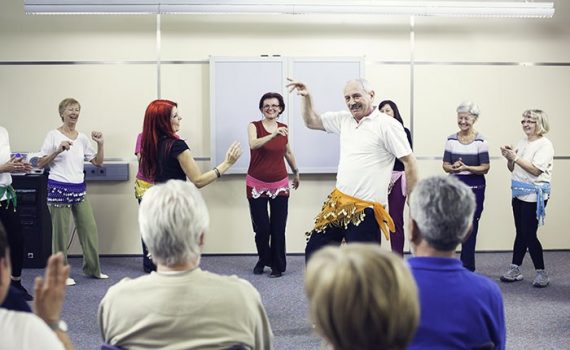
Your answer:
[1,1,569,255]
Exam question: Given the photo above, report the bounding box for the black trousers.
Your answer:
[248,196,288,273]
[511,198,546,270]
[305,207,381,263]
[0,200,24,277]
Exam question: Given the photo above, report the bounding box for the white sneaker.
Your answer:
[66,278,76,286]
[96,273,109,279]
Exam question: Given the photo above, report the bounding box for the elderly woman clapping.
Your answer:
[442,101,490,272]
[500,109,554,288]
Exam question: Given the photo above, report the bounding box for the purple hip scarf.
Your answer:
[47,179,87,207]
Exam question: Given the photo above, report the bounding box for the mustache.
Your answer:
[350,103,362,111]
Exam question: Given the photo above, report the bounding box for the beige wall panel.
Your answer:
[414,65,570,157]
[160,64,210,157]
[160,15,411,60]
[0,2,156,61]
[366,64,412,127]
[0,65,156,157]
[415,2,570,62]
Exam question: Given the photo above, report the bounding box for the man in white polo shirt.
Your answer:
[287,78,418,260]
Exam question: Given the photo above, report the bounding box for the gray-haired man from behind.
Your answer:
[407,176,506,350]
[98,180,273,350]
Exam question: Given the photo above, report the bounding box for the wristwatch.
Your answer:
[47,319,68,332]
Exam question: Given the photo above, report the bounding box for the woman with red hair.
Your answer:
[140,99,241,186]
[137,99,241,271]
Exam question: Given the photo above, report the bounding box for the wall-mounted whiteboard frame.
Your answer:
[210,56,363,174]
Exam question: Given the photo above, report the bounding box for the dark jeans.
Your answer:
[388,177,406,256]
[305,207,381,263]
[0,200,24,277]
[512,198,546,269]
[248,196,288,273]
[455,175,486,272]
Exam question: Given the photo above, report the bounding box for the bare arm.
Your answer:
[400,153,419,197]
[177,141,242,188]
[286,78,325,131]
[37,141,72,169]
[90,131,104,166]
[284,143,300,190]
[500,145,542,176]
[248,123,287,150]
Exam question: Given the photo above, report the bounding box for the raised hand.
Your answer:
[225,141,242,165]
[286,78,309,97]
[91,131,104,144]
[33,253,70,325]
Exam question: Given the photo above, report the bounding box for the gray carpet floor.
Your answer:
[19,251,570,350]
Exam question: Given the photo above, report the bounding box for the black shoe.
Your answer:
[143,264,157,273]
[11,280,33,301]
[253,262,265,275]
[269,270,282,278]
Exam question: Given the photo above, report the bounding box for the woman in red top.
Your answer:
[247,92,300,278]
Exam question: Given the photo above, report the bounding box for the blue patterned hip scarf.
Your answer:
[47,179,87,207]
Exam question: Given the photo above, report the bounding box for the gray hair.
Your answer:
[456,101,480,118]
[409,176,475,251]
[138,180,209,266]
[346,78,374,94]
[523,109,550,136]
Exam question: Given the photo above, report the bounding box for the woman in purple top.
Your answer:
[442,101,490,272]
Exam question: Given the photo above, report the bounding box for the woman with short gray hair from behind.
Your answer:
[442,101,490,272]
[500,109,554,288]
[304,244,419,350]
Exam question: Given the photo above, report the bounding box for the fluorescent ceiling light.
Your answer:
[24,1,555,18]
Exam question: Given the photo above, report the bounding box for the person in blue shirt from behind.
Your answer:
[407,175,506,350]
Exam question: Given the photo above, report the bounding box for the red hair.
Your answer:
[140,99,178,180]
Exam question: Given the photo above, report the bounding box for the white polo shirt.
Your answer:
[321,109,412,205]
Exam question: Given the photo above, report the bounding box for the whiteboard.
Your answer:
[287,58,364,173]
[210,56,363,174]
[210,57,286,173]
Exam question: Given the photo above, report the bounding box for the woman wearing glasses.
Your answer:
[500,110,554,288]
[247,92,299,278]
[139,99,241,186]
[442,101,490,272]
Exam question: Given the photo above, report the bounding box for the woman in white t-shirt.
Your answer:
[37,98,108,286]
[499,109,554,288]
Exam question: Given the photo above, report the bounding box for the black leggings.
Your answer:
[248,196,288,273]
[511,198,546,270]
[0,200,24,277]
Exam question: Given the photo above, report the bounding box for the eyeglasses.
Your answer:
[520,120,537,125]
[262,104,280,110]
